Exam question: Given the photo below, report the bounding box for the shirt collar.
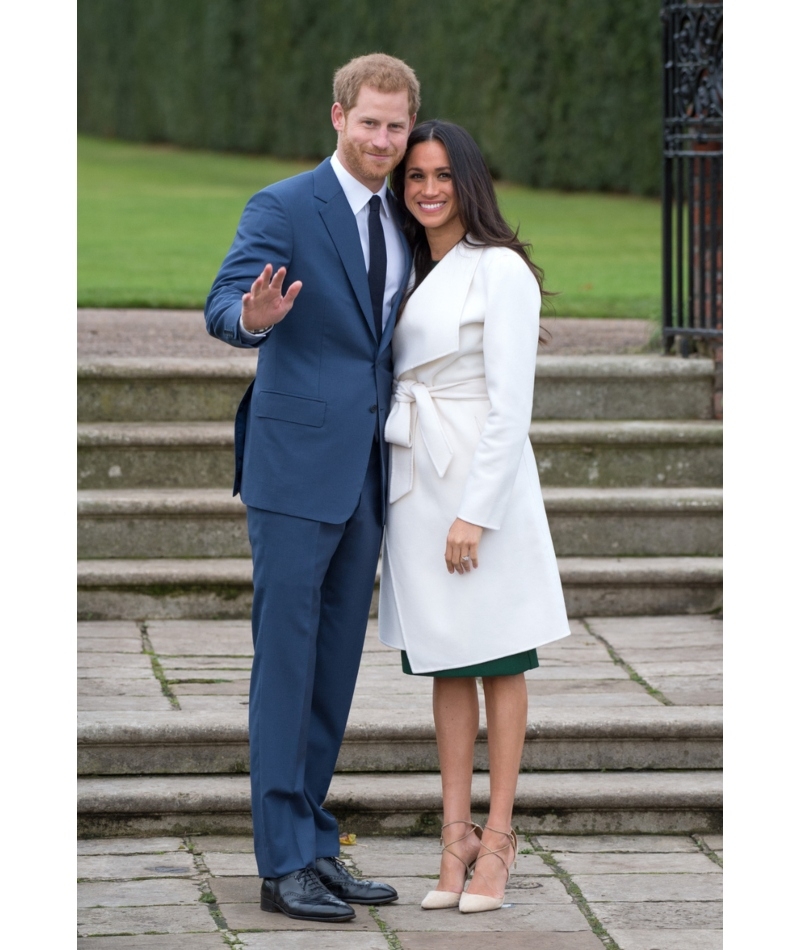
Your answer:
[331,151,389,215]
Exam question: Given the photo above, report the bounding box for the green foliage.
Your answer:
[78,135,660,316]
[78,0,662,194]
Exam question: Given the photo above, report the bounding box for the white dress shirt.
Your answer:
[239,152,405,341]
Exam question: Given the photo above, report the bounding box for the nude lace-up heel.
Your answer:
[421,820,483,910]
[458,826,518,914]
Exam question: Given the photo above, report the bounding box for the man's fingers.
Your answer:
[283,281,303,305]
[252,264,273,293]
[249,264,275,297]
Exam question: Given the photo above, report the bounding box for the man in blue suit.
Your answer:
[205,54,418,922]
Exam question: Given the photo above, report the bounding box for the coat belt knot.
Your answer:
[384,377,488,503]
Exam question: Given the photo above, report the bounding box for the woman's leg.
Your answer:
[468,672,528,898]
[431,676,483,892]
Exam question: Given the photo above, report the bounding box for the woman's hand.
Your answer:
[445,518,483,574]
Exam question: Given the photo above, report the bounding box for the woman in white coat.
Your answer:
[379,121,571,913]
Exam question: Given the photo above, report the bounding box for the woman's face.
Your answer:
[403,140,465,242]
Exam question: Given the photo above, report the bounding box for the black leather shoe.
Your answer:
[260,867,355,921]
[315,855,399,905]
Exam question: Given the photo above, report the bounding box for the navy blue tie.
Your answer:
[367,195,386,339]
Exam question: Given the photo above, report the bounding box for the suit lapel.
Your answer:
[314,160,377,340]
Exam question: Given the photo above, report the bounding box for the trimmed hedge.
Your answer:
[77,0,662,195]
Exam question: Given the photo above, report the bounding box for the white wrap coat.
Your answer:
[378,241,571,673]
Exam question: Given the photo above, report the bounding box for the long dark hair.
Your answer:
[391,120,553,324]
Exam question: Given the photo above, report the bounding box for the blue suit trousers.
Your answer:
[246,442,383,878]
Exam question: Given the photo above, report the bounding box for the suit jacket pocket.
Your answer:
[254,390,327,427]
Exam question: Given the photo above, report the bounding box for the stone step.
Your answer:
[77,770,722,837]
[77,355,715,423]
[78,707,722,776]
[77,420,722,490]
[77,487,723,558]
[77,556,723,620]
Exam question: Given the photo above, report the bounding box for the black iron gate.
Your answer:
[662,0,723,355]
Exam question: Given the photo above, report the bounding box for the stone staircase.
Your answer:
[77,350,723,837]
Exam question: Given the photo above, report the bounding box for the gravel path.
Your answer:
[78,309,658,359]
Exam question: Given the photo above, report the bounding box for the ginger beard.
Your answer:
[338,128,401,186]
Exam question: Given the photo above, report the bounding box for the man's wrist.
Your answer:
[239,312,272,339]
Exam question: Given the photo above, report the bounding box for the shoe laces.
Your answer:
[296,866,330,896]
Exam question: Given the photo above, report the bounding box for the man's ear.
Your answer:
[331,102,346,132]
[408,114,417,134]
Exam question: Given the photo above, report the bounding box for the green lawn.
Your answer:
[78,135,660,318]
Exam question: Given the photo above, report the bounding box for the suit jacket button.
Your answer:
[369,405,378,413]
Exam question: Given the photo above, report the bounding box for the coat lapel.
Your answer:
[314,160,377,340]
[392,242,484,377]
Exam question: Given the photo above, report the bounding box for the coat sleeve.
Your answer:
[456,249,540,530]
[204,187,293,348]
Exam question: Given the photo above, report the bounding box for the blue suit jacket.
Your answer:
[205,158,411,523]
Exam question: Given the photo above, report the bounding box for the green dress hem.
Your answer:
[400,648,539,678]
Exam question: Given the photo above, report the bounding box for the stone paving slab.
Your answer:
[354,848,553,880]
[647,674,722,690]
[78,638,143,653]
[160,656,253,670]
[592,900,722,929]
[146,620,253,656]
[204,875,263,903]
[572,872,722,903]
[527,692,660,707]
[702,835,723,852]
[78,852,196,880]
[656,689,722,706]
[166,668,252,680]
[399,936,605,950]
[219,901,380,931]
[176,695,252,711]
[171,681,250,695]
[79,654,154,669]
[77,937,227,949]
[203,851,258,876]
[79,695,175,711]
[610,646,721,662]
[525,664,631,681]
[238,935,388,950]
[78,878,203,907]
[79,622,143,638]
[79,680,165,698]
[78,837,186,855]
[552,852,721,874]
[380,901,590,932]
[628,661,721,677]
[537,834,707,853]
[78,668,156,679]
[586,617,722,646]
[188,834,253,852]
[78,904,217,936]
[606,929,722,950]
